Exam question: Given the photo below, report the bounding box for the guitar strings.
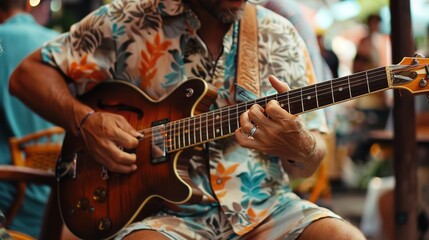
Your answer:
[145,63,426,151]
[141,67,393,150]
[143,69,388,144]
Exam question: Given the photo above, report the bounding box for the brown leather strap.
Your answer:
[236,3,260,97]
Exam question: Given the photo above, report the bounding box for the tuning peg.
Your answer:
[414,53,426,58]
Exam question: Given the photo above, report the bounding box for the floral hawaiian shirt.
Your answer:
[41,0,327,235]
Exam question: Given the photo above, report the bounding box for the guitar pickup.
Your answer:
[151,119,169,164]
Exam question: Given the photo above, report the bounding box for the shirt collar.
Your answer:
[159,0,201,33]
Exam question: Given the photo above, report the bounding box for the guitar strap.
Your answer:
[235,3,260,100]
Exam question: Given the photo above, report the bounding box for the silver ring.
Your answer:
[248,126,257,138]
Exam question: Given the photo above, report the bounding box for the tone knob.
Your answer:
[93,187,107,203]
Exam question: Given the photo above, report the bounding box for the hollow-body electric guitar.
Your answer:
[56,57,429,239]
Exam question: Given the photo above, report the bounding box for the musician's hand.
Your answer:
[235,75,316,162]
[78,111,142,173]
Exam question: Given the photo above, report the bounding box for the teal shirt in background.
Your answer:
[0,13,58,238]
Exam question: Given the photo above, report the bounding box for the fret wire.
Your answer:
[193,115,196,145]
[173,121,177,150]
[180,119,183,148]
[186,118,192,146]
[182,118,186,148]
[177,120,181,149]
[228,107,231,134]
[315,83,319,108]
[300,88,304,112]
[184,118,188,147]
[220,109,223,136]
[347,75,352,98]
[181,119,184,147]
[199,114,202,144]
[236,104,240,129]
[212,111,216,138]
[287,91,291,113]
[366,71,370,93]
[175,121,180,148]
[205,113,209,141]
[330,79,334,103]
[180,119,183,149]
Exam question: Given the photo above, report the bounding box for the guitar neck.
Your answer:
[164,66,390,152]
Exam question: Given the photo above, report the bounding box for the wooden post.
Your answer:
[389,0,417,239]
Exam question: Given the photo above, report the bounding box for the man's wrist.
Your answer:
[77,110,95,133]
[72,104,95,136]
[303,132,317,160]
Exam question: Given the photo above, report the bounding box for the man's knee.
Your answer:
[122,229,169,240]
[298,217,366,240]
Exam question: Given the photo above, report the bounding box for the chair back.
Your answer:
[9,126,64,171]
[5,127,64,231]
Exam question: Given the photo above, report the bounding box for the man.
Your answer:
[0,0,59,238]
[10,0,365,239]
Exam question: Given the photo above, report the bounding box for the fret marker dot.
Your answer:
[216,129,220,133]
[339,87,343,91]
[216,115,220,120]
[280,103,284,107]
[307,96,311,100]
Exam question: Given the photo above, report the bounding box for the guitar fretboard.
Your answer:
[162,66,389,151]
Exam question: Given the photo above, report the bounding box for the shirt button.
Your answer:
[216,178,222,185]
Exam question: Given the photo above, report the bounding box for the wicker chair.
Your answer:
[0,166,61,240]
[2,127,64,239]
[9,126,64,171]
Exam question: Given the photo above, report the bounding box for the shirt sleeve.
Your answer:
[41,5,116,95]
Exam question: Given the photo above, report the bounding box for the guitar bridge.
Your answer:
[151,119,169,164]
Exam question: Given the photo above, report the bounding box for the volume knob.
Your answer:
[98,217,111,231]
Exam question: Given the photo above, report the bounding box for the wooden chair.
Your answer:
[2,127,64,239]
[0,166,61,240]
[9,126,64,171]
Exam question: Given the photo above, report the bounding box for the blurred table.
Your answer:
[368,127,429,144]
[368,127,429,165]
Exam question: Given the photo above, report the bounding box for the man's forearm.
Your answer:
[9,50,92,135]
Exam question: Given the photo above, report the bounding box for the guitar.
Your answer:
[56,57,429,239]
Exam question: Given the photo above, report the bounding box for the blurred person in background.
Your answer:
[316,30,339,79]
[0,0,59,238]
[350,14,392,164]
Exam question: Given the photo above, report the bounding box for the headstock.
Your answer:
[389,55,429,95]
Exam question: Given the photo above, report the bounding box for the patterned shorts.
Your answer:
[114,192,342,240]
